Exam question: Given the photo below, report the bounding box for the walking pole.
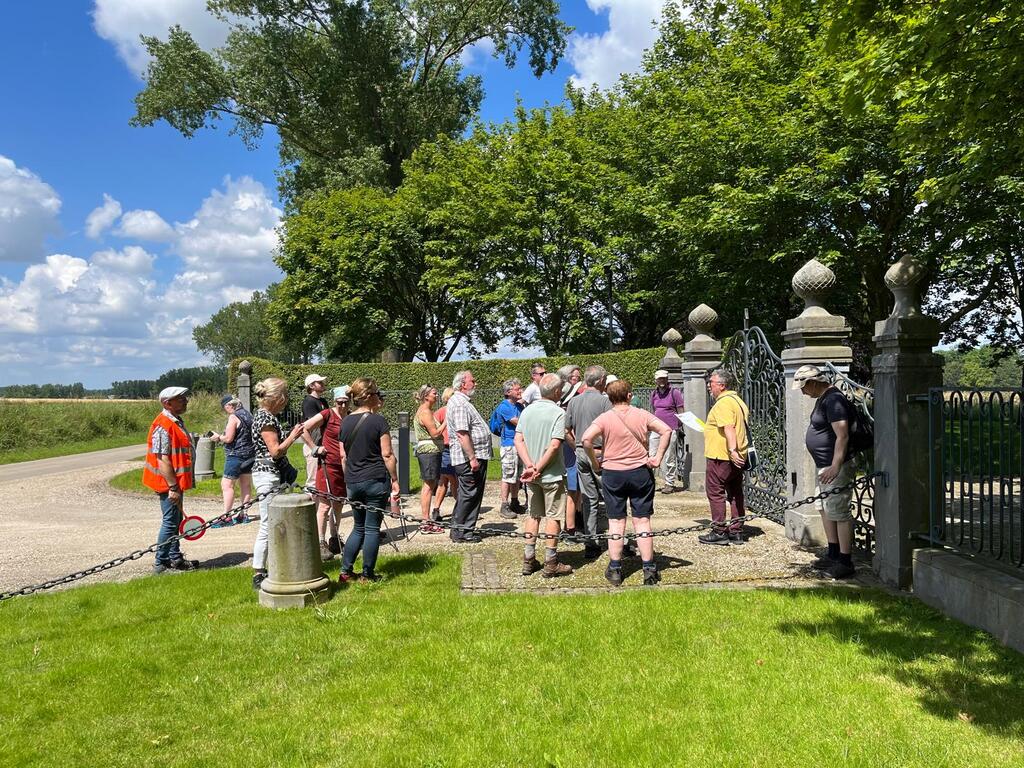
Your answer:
[318,454,343,554]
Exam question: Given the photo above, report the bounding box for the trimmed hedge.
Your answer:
[229,348,667,399]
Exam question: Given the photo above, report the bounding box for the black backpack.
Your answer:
[847,401,874,454]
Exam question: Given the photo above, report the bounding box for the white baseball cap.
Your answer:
[304,373,327,388]
[605,374,619,384]
[158,386,190,402]
[654,369,669,380]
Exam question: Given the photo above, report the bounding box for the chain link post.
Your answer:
[259,492,330,609]
[397,411,411,495]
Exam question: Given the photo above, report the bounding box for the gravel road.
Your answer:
[0,454,827,596]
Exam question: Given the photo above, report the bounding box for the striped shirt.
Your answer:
[446,391,493,464]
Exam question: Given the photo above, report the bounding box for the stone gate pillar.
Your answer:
[872,255,942,588]
[659,327,684,389]
[237,360,252,413]
[681,304,721,492]
[781,259,853,546]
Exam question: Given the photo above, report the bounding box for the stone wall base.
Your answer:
[913,548,1024,655]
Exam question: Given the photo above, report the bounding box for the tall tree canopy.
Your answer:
[132,0,569,201]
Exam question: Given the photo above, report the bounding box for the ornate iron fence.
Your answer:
[710,328,788,522]
[929,388,1024,570]
[823,362,877,556]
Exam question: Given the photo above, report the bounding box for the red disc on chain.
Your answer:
[179,515,206,541]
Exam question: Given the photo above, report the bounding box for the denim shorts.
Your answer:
[440,446,455,476]
[223,454,254,480]
[601,466,655,520]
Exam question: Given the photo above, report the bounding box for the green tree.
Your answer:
[193,288,305,365]
[131,0,569,200]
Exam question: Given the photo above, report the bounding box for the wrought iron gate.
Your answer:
[711,327,788,522]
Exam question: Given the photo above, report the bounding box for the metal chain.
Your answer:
[0,483,290,603]
[0,472,883,602]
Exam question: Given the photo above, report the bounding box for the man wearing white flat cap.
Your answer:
[302,373,329,495]
[142,386,199,574]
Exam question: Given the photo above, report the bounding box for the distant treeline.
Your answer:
[2,366,228,400]
[940,348,1022,388]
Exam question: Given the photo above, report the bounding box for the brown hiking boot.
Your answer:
[542,556,573,578]
[522,557,542,576]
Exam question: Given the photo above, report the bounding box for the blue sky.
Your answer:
[0,1,664,388]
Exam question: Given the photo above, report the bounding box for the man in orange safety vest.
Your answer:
[144,386,199,574]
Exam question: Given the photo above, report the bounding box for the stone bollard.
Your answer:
[259,493,331,609]
[194,435,215,481]
[681,304,722,492]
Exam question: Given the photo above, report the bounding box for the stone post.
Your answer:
[236,360,252,413]
[397,411,411,495]
[194,435,215,481]
[781,259,853,546]
[259,493,331,609]
[872,255,942,588]
[680,304,722,492]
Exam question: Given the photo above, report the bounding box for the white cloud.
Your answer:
[114,209,175,241]
[568,0,664,90]
[85,193,123,238]
[0,155,62,262]
[92,0,231,77]
[0,176,282,386]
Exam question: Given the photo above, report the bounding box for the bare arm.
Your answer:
[580,423,602,473]
[263,423,303,460]
[650,417,671,468]
[418,406,444,439]
[819,420,850,483]
[380,432,400,494]
[301,412,326,455]
[212,414,239,444]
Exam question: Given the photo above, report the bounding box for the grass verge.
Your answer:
[1,559,1022,767]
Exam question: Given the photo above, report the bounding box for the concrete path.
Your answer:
[0,444,146,483]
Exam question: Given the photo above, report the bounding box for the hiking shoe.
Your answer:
[460,532,482,543]
[522,558,542,576]
[605,563,623,587]
[319,542,335,562]
[660,485,679,494]
[358,573,382,584]
[168,557,198,571]
[728,531,746,545]
[826,561,856,580]
[542,557,573,578]
[499,502,517,520]
[252,571,267,590]
[153,562,175,575]
[642,565,661,586]
[698,531,731,546]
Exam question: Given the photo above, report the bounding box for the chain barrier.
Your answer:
[0,472,882,602]
[0,483,290,603]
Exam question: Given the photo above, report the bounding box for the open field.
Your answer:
[2,557,1023,768]
[0,395,224,464]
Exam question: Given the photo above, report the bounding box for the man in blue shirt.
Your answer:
[496,378,526,519]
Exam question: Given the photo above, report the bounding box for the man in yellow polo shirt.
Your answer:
[699,368,750,545]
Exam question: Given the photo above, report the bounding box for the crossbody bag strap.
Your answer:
[612,409,649,453]
[342,412,371,457]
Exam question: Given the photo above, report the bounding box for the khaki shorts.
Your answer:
[528,480,566,520]
[500,445,522,483]
[817,459,856,522]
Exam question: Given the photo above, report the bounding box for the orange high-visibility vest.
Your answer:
[142,412,195,493]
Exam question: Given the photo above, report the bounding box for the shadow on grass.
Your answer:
[376,553,443,580]
[200,551,250,569]
[775,588,1024,733]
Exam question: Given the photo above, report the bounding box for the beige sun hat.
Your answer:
[792,364,829,389]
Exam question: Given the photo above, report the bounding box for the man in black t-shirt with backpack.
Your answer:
[794,364,861,580]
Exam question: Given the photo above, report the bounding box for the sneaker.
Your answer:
[358,573,382,583]
[698,530,731,546]
[660,485,679,494]
[153,562,174,575]
[338,570,355,584]
[234,512,250,525]
[522,558,542,576]
[728,531,746,545]
[460,533,482,544]
[499,502,517,520]
[605,563,623,587]
[210,517,233,528]
[168,557,198,571]
[319,542,335,562]
[542,557,573,578]
[826,561,856,580]
[809,553,836,570]
[252,571,267,590]
[642,565,661,586]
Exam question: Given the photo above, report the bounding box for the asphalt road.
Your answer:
[0,444,147,483]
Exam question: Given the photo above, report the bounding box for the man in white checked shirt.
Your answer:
[446,370,493,542]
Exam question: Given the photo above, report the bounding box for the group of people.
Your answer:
[141,357,861,589]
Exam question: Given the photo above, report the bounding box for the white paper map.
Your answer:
[680,411,705,433]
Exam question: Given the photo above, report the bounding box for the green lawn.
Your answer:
[1,560,1022,767]
[109,444,503,498]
